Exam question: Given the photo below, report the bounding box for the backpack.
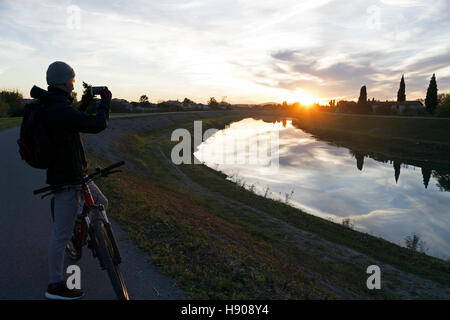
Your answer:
[17,102,55,169]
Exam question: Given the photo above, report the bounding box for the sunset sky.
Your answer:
[1,0,449,104]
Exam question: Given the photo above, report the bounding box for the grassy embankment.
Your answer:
[289,109,450,168]
[0,111,212,131]
[0,113,150,131]
[88,111,450,299]
[0,117,22,131]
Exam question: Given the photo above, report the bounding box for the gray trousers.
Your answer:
[48,181,108,284]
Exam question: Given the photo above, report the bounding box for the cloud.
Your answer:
[1,0,449,102]
[380,0,425,7]
[256,47,391,98]
[252,39,449,100]
[403,50,450,75]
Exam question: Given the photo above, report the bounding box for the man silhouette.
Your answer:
[30,61,111,299]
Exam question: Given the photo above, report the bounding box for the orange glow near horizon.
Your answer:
[282,89,320,106]
[298,92,319,106]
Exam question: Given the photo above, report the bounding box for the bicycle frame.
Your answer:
[77,183,108,248]
[74,184,94,248]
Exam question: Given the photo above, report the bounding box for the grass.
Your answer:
[291,109,450,145]
[87,112,450,299]
[90,155,338,299]
[0,117,22,131]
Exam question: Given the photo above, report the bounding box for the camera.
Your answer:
[90,86,108,96]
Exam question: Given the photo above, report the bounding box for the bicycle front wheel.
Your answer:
[93,220,129,300]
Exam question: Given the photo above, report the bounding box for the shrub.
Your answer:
[405,233,428,253]
[336,100,357,113]
[208,97,219,109]
[341,218,354,229]
[436,94,450,117]
[0,98,9,117]
[0,89,23,116]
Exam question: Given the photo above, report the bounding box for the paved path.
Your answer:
[0,126,187,300]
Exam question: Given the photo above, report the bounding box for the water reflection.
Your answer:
[265,117,450,191]
[194,117,450,259]
[347,147,450,191]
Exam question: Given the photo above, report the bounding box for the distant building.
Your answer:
[371,100,424,115]
[166,100,183,107]
[111,98,134,111]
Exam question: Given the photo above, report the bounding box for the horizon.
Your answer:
[1,0,449,104]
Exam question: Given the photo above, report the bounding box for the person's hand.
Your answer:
[101,87,112,102]
[81,92,94,105]
[79,92,94,112]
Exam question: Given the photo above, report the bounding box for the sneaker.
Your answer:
[45,281,84,300]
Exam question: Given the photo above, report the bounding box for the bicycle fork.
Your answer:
[85,204,122,266]
[98,205,122,265]
[81,184,122,266]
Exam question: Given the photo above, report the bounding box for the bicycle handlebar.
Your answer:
[33,161,125,195]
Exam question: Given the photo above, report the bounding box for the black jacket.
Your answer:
[30,86,110,185]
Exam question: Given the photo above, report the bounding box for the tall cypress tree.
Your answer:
[397,75,406,102]
[358,86,367,105]
[355,152,365,171]
[394,161,401,184]
[425,74,438,113]
[421,167,431,189]
[358,85,369,114]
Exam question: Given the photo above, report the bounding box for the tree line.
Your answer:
[263,74,450,117]
[326,74,450,117]
[0,84,233,118]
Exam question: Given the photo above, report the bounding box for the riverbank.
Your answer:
[83,109,450,299]
[288,109,450,168]
[0,111,213,131]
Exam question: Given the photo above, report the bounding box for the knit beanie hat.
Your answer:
[46,61,75,86]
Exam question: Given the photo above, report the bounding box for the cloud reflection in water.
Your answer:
[194,118,450,259]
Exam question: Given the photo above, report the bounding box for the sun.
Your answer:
[283,89,319,106]
[298,92,318,106]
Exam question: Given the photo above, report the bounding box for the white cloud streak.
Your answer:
[0,0,449,103]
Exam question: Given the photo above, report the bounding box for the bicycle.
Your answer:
[34,161,129,300]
